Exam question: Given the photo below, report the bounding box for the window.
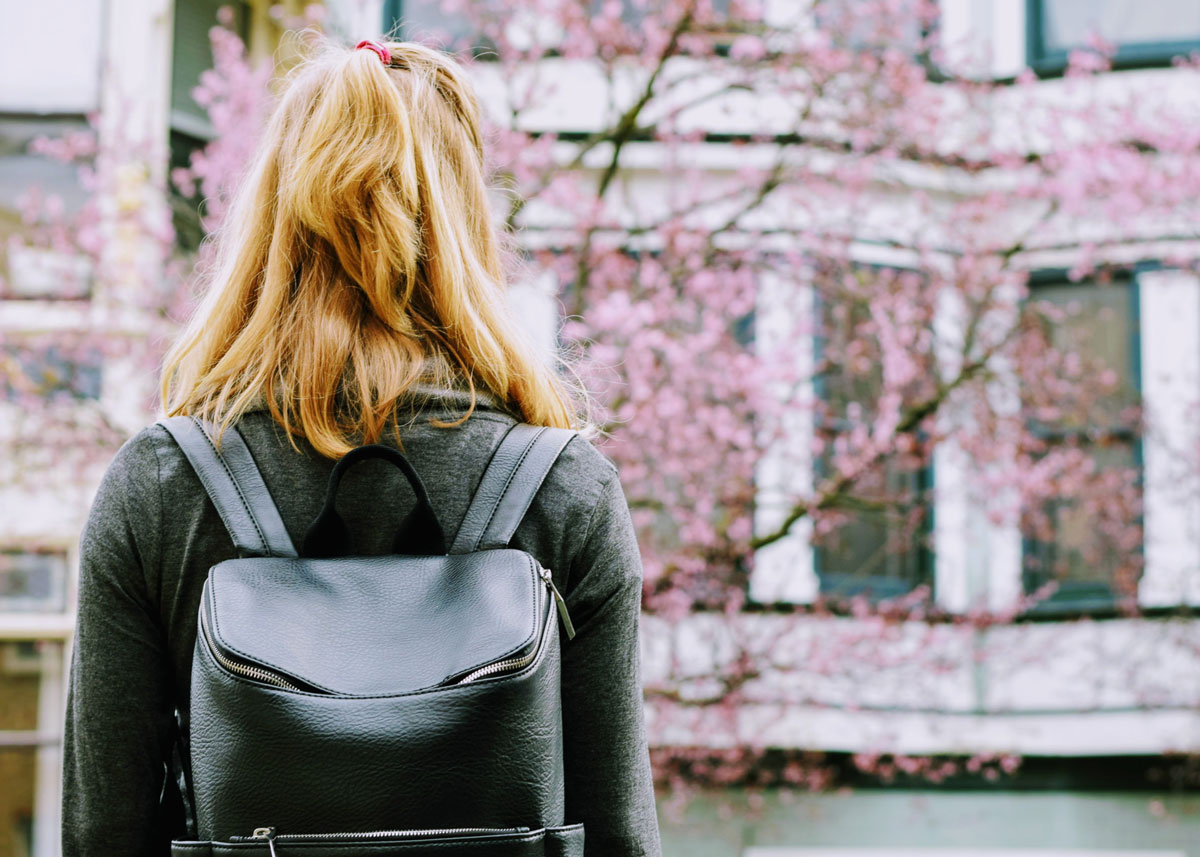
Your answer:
[1026,0,1200,72]
[382,0,494,53]
[170,0,251,250]
[813,0,931,56]
[171,0,250,139]
[1022,274,1141,611]
[0,645,40,857]
[382,0,735,54]
[0,639,65,857]
[0,552,68,614]
[811,268,933,599]
[811,462,931,599]
[1,342,102,402]
[0,117,95,300]
[585,0,733,26]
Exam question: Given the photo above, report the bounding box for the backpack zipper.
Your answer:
[239,825,529,855]
[456,648,539,684]
[199,603,303,692]
[538,565,576,641]
[456,565,573,684]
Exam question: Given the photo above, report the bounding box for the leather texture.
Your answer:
[168,420,582,850]
[451,427,578,554]
[190,595,564,840]
[169,824,585,856]
[158,417,298,558]
[203,551,542,695]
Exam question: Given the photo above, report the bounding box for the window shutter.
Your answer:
[170,0,250,139]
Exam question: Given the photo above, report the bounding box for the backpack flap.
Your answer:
[200,549,545,696]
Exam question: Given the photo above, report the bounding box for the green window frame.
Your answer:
[1020,270,1143,615]
[810,269,934,601]
[1026,0,1200,74]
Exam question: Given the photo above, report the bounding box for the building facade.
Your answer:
[2,1,1200,855]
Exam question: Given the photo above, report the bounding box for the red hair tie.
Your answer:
[355,39,391,65]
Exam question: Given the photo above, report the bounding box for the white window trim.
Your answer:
[1137,268,1200,607]
[931,282,1025,614]
[750,268,819,603]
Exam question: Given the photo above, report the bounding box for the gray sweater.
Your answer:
[62,388,662,857]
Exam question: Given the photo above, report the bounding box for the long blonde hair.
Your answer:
[162,38,578,457]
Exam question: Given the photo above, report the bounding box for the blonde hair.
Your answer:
[162,38,578,457]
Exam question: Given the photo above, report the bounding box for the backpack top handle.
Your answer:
[302,445,446,558]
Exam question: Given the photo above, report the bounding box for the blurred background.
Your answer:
[3,0,1200,855]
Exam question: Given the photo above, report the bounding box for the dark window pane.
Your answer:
[1,343,102,402]
[588,0,732,24]
[169,128,208,253]
[818,297,883,419]
[0,640,59,854]
[1026,442,1137,583]
[813,463,929,597]
[813,266,933,598]
[386,0,498,53]
[0,553,68,613]
[391,0,476,47]
[171,0,250,137]
[1032,277,1139,427]
[1023,277,1141,607]
[387,0,733,52]
[0,752,37,849]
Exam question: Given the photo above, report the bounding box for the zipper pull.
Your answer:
[252,827,278,857]
[538,566,576,640]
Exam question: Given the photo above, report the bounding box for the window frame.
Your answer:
[0,114,97,302]
[809,268,935,601]
[383,0,743,59]
[1,341,103,403]
[1019,268,1144,616]
[167,0,253,248]
[169,0,252,139]
[1025,0,1200,75]
[0,550,70,615]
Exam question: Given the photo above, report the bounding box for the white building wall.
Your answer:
[0,2,105,114]
[1139,269,1200,607]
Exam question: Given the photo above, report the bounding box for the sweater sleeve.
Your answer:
[63,430,175,857]
[560,471,662,857]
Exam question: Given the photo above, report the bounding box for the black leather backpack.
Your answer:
[158,416,583,856]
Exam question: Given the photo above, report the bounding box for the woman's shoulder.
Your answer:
[535,427,621,511]
[92,419,246,528]
[92,422,174,503]
[79,423,180,586]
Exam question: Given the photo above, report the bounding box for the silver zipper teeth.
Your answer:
[200,608,302,692]
[252,827,526,841]
[457,649,538,685]
[456,569,547,685]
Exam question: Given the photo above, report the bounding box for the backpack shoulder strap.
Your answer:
[157,416,298,558]
[450,424,578,554]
